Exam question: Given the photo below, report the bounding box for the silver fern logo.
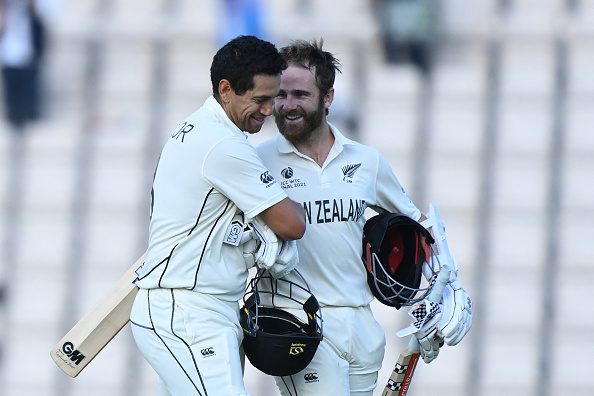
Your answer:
[341,163,361,183]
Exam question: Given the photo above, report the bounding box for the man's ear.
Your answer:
[218,79,232,103]
[324,87,334,110]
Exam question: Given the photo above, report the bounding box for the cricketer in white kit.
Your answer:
[254,39,472,396]
[131,96,288,396]
[129,35,305,396]
[257,122,421,395]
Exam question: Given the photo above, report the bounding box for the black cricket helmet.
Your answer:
[240,269,323,377]
[362,213,438,309]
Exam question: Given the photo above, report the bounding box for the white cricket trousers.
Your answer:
[130,288,253,396]
[274,304,385,396]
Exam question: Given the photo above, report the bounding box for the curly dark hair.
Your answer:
[279,38,342,97]
[211,35,287,98]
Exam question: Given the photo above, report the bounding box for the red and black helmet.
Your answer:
[362,213,438,309]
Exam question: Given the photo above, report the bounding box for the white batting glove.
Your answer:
[224,214,259,269]
[397,299,444,363]
[246,216,282,272]
[223,214,297,276]
[438,280,473,346]
[266,239,299,278]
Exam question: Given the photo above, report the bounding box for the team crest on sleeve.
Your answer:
[341,163,361,183]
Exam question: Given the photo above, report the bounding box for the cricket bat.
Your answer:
[50,254,145,377]
[382,263,451,396]
[382,337,422,396]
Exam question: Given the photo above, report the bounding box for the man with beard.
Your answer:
[255,39,430,395]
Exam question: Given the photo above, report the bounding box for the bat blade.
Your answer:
[50,254,145,377]
[382,340,420,396]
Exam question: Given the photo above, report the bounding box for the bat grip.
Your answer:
[407,335,421,353]
[405,266,449,355]
[427,264,451,304]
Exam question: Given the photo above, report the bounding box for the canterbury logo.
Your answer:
[341,163,361,178]
[281,167,294,178]
[304,373,318,382]
[260,171,275,184]
[201,347,215,356]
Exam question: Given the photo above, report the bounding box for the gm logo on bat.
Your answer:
[60,342,86,365]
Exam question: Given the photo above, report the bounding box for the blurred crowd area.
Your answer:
[1,1,594,396]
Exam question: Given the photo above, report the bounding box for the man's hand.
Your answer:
[224,214,280,270]
[267,239,299,278]
[224,214,299,277]
[246,216,282,272]
[438,280,473,346]
[397,299,444,363]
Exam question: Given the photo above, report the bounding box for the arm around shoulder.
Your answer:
[259,197,305,240]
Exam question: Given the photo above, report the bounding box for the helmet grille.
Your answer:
[362,213,437,308]
[240,270,323,376]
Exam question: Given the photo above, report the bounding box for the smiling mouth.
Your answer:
[285,114,302,123]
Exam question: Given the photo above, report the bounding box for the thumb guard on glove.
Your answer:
[397,299,444,363]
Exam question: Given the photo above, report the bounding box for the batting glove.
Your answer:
[223,214,297,277]
[267,239,299,278]
[438,280,473,346]
[246,216,282,273]
[223,214,258,269]
[397,299,444,363]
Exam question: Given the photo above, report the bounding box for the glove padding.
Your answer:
[246,216,282,272]
[224,214,281,270]
[268,239,299,278]
[224,214,261,269]
[226,215,298,278]
[397,299,444,363]
[438,280,472,346]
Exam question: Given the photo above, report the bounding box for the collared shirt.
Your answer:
[136,96,287,301]
[257,123,420,307]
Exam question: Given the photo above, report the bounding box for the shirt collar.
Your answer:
[275,122,355,155]
[203,96,246,138]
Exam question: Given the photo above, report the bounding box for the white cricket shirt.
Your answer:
[256,124,421,307]
[135,96,287,302]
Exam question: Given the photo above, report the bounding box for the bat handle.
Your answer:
[407,336,421,353]
[428,264,451,304]
[403,264,449,353]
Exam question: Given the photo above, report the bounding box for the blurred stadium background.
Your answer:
[0,0,593,395]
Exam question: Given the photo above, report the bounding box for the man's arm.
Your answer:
[258,197,306,240]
